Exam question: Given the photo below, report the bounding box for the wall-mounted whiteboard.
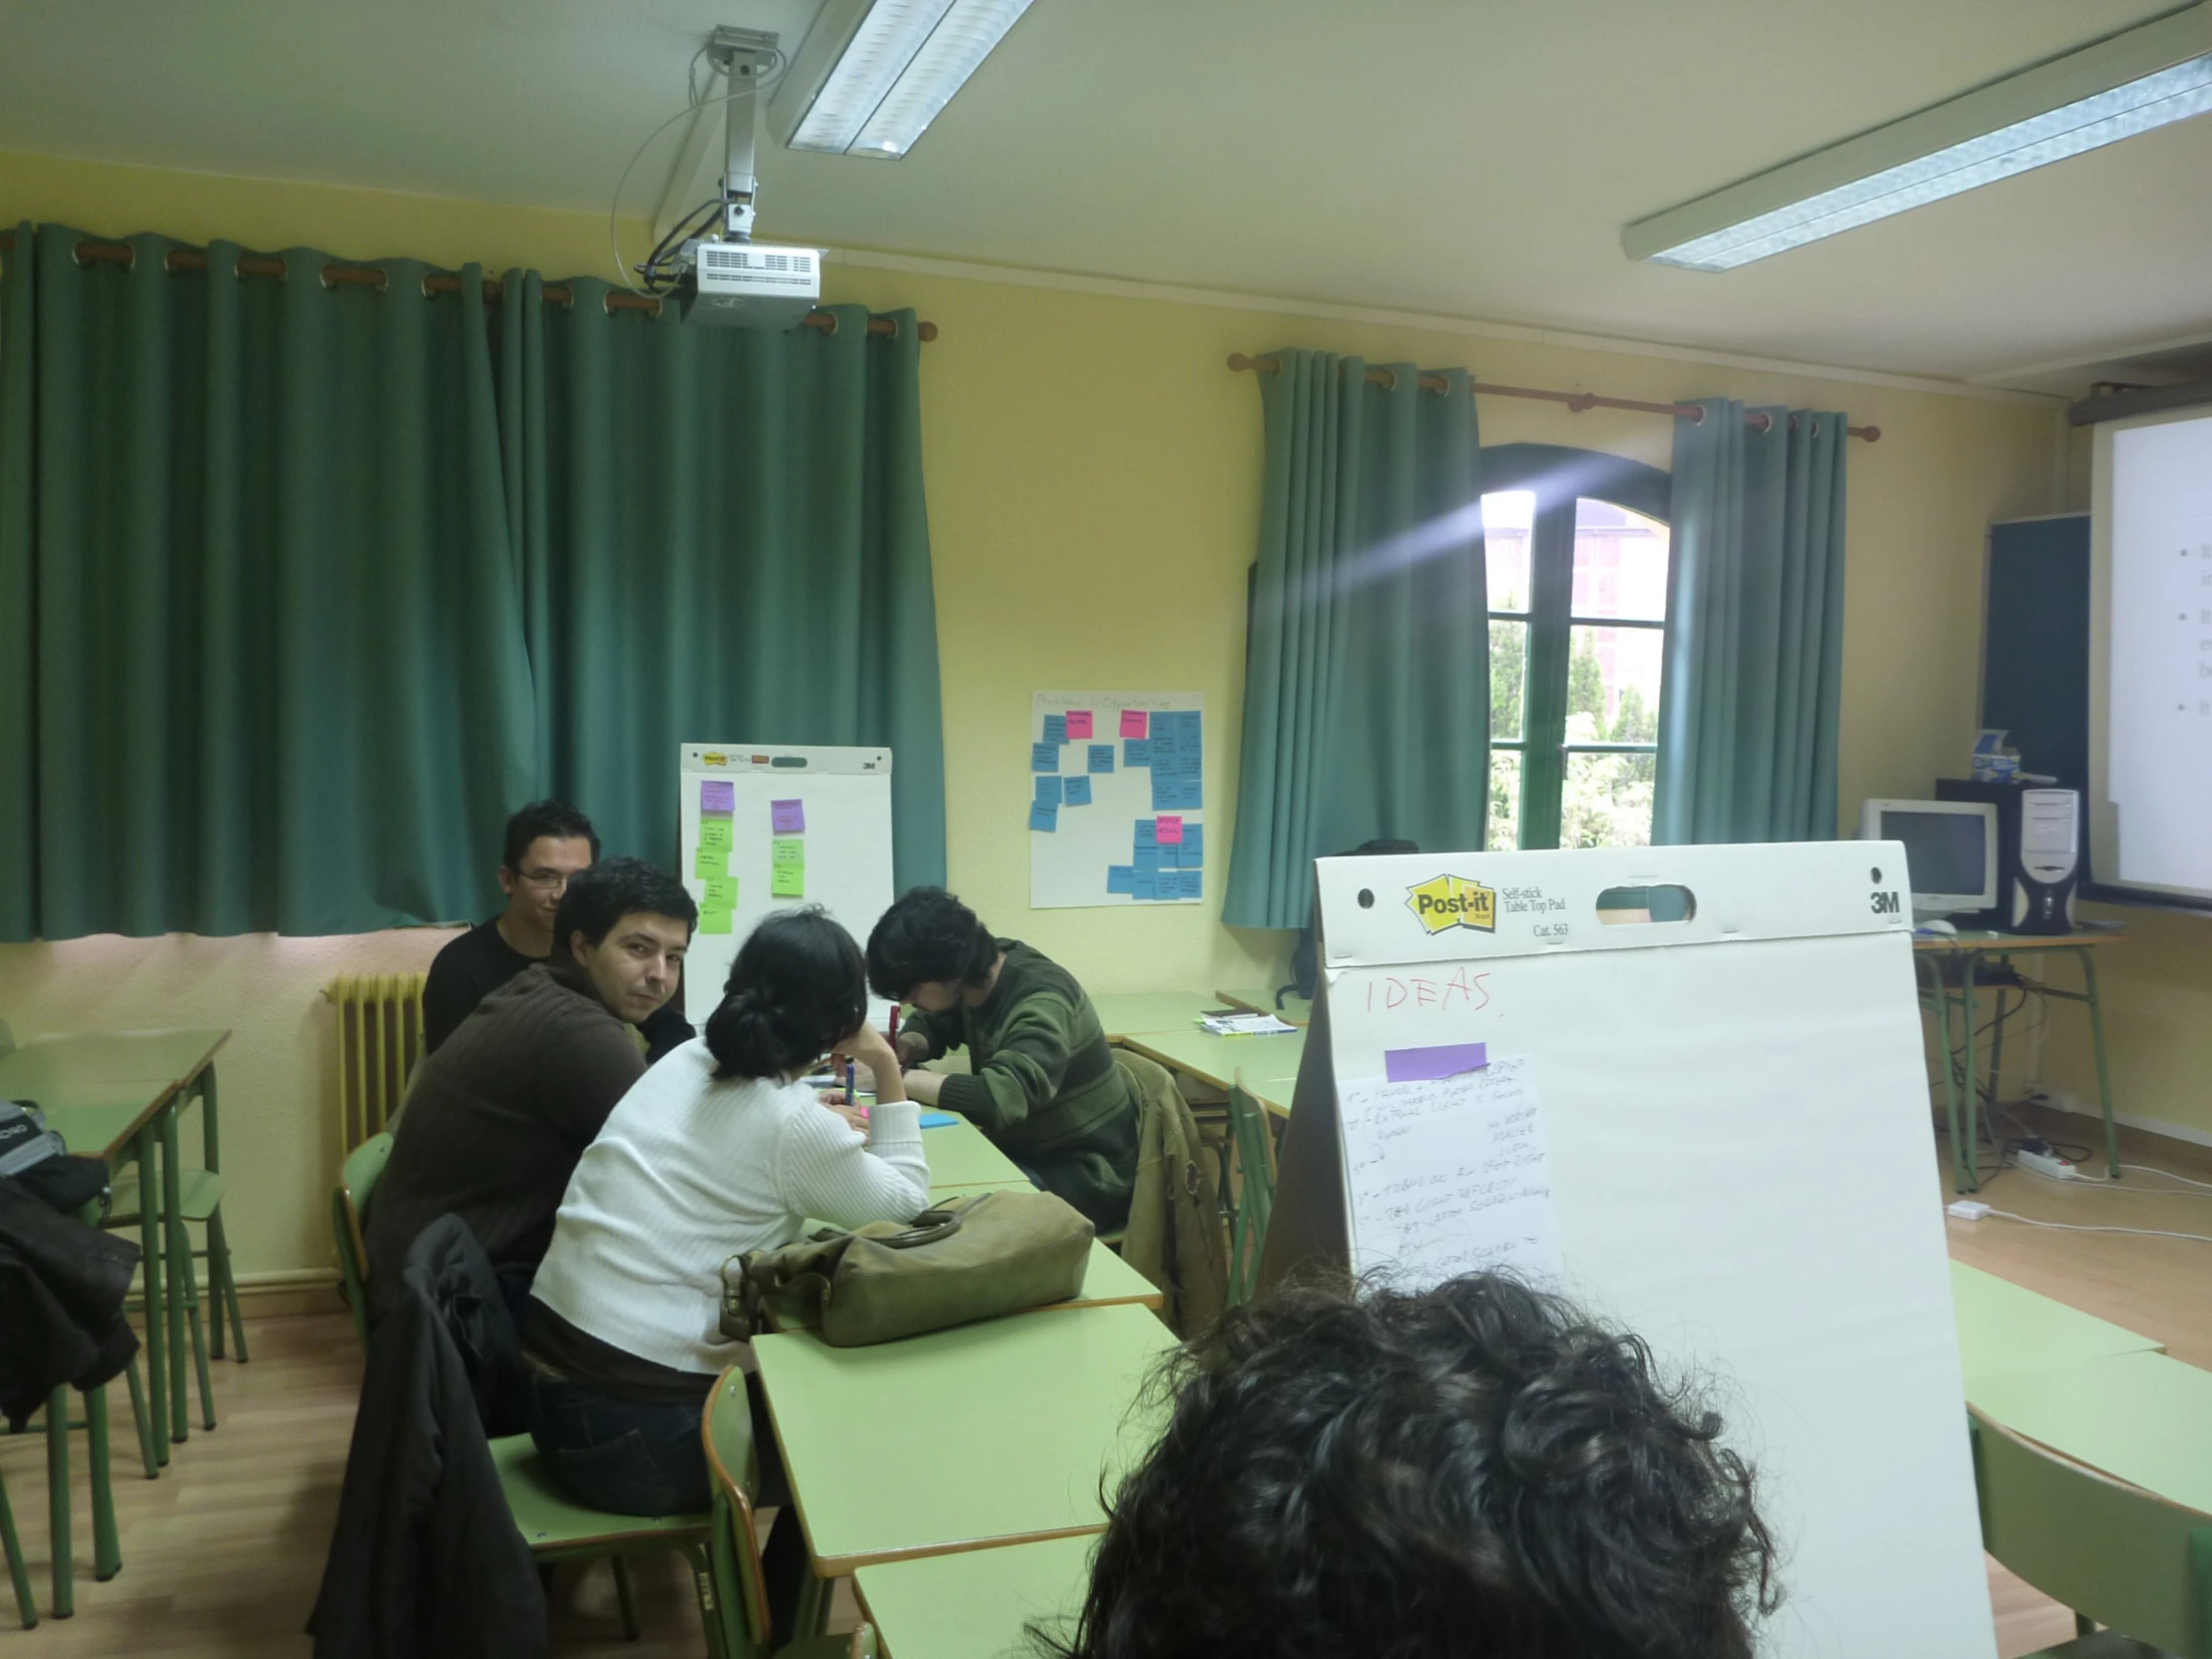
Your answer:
[1265,841,1994,1659]
[1028,691,1206,910]
[678,745,895,1028]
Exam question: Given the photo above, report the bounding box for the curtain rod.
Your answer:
[1227,352,1879,442]
[0,233,937,339]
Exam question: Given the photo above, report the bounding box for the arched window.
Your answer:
[1481,444,1672,849]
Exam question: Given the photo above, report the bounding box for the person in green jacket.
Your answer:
[866,887,1139,1229]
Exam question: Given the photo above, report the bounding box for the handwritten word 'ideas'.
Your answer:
[1365,966,1491,1014]
[1339,1056,1561,1291]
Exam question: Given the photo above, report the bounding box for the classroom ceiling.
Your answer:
[5,0,2211,392]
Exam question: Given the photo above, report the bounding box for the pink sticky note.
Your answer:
[771,800,805,833]
[1156,815,1184,844]
[1119,710,1148,739]
[1066,711,1094,740]
[700,781,735,815]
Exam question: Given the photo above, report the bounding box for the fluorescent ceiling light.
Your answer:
[770,0,1034,160]
[1625,2,2212,271]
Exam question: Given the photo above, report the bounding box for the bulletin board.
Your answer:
[1262,840,1995,1658]
[1027,691,1206,910]
[677,744,896,1027]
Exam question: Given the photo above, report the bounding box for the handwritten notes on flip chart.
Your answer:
[1339,1055,1561,1290]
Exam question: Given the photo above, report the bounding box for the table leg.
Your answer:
[1960,954,1982,1190]
[2076,947,2123,1180]
[133,1127,169,1461]
[45,1388,70,1618]
[161,1105,189,1442]
[86,1386,118,1581]
[1923,960,1969,1194]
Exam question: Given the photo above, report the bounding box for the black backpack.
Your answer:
[0,1099,111,1214]
[1280,838,1419,1003]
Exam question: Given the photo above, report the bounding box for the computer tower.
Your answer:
[1935,779,2081,933]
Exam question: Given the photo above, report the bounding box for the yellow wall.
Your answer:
[0,149,2063,1277]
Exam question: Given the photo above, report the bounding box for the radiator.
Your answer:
[324,972,427,1151]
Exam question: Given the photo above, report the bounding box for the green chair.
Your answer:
[103,1099,221,1441]
[1971,1404,2212,1656]
[0,1462,36,1628]
[701,1365,867,1657]
[330,1138,709,1646]
[1225,1075,1278,1307]
[331,1132,394,1351]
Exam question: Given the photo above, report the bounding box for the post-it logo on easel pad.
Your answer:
[1406,874,1496,934]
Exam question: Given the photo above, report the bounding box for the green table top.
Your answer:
[1213,987,1312,1026]
[1244,1072,1299,1117]
[1967,1350,2212,1513]
[855,1532,1097,1659]
[0,1028,229,1161]
[1949,1261,2163,1381]
[756,1302,1176,1572]
[920,1119,1026,1188]
[1087,992,1216,1042]
[1118,1025,1305,1093]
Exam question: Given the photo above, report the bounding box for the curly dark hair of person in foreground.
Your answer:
[1039,1271,1780,1659]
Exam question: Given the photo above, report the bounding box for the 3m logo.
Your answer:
[1406,874,1496,934]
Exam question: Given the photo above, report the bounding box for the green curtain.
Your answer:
[1653,397,1848,845]
[0,225,536,938]
[497,279,945,892]
[1223,351,1488,929]
[0,226,946,939]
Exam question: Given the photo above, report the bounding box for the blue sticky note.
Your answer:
[1135,846,1161,873]
[1031,742,1058,773]
[1063,775,1093,807]
[1124,740,1152,768]
[1150,729,1178,762]
[1042,714,1068,744]
[1029,801,1059,832]
[1134,821,1158,848]
[1182,869,1205,898]
[1177,748,1202,780]
[1107,865,1136,895]
[1158,840,1180,869]
[918,1110,960,1128]
[1151,776,1176,812]
[1174,711,1201,740]
[1132,870,1158,900]
[1182,824,1204,864]
[1087,745,1114,774]
[1034,776,1063,807]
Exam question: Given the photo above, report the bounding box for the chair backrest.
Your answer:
[1970,1406,2212,1657]
[700,1366,775,1657]
[1225,1075,1278,1308]
[331,1132,394,1351]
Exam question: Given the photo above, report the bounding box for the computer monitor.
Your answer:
[1857,799,1997,921]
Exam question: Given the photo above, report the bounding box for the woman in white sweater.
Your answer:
[521,905,928,1619]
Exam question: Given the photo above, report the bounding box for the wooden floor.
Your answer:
[4,1097,2206,1656]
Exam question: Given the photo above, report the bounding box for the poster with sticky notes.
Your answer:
[676,744,895,1027]
[1030,692,1206,908]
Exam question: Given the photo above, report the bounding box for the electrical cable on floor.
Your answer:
[1984,1210,2212,1246]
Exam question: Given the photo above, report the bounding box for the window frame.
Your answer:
[1482,443,1673,849]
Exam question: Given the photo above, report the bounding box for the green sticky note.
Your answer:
[698,819,734,853]
[695,844,728,879]
[772,837,804,868]
[699,908,734,935]
[772,864,805,898]
[704,874,739,911]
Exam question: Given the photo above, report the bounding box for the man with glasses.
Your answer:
[422,800,695,1062]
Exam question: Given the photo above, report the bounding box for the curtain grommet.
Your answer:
[1375,368,1397,392]
[320,266,389,294]
[813,309,839,336]
[72,241,135,272]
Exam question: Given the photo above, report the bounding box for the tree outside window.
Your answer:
[1481,446,1671,850]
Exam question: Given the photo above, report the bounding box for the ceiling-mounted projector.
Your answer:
[655,27,822,330]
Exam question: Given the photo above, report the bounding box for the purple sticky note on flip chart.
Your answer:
[700,781,735,815]
[771,800,806,833]
[1382,1043,1488,1082]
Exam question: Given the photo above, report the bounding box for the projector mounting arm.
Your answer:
[706,26,778,245]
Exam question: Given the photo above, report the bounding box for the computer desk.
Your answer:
[1915,929,2124,1194]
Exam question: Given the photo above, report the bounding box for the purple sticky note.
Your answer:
[700,780,735,815]
[771,799,805,833]
[1382,1043,1488,1082]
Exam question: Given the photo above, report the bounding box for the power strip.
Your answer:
[2016,1146,2079,1182]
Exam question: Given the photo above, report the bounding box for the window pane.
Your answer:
[1561,751,1655,849]
[1566,625,1662,746]
[1487,750,1522,850]
[1488,619,1526,741]
[1482,490,1533,611]
[1571,498,1668,621]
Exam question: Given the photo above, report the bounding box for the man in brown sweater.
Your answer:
[364,857,697,1321]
